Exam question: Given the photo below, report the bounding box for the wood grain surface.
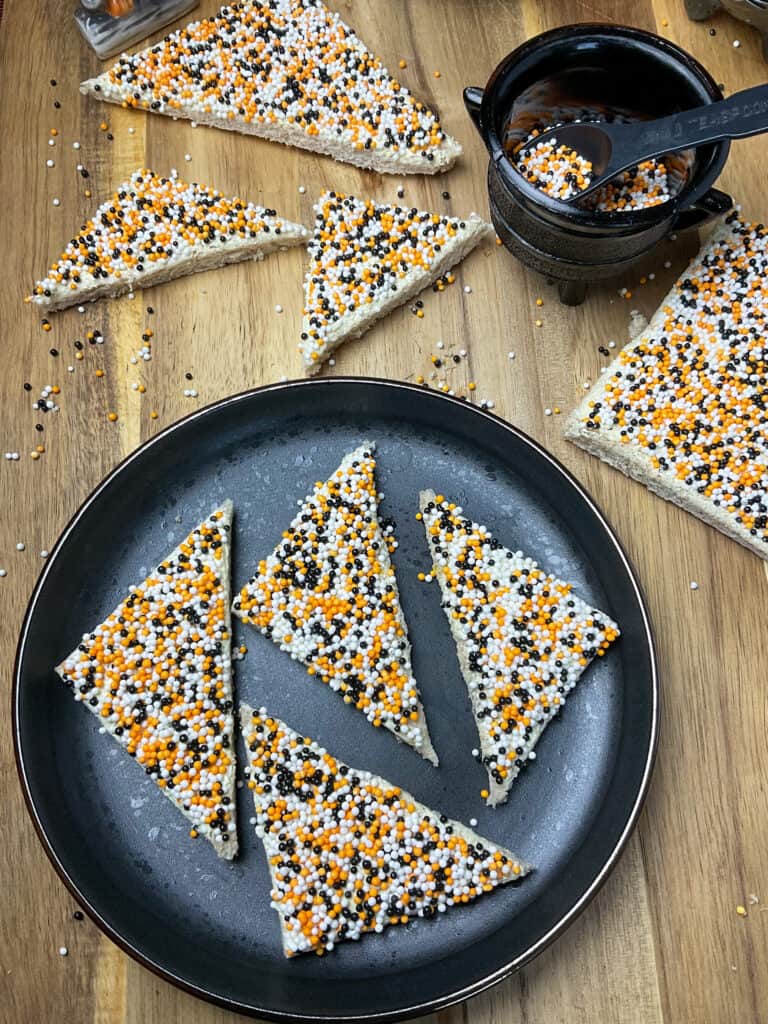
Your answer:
[1,2,767,1022]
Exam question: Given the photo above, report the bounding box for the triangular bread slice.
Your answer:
[56,503,238,858]
[233,442,437,764]
[566,213,768,561]
[80,1,461,176]
[28,168,307,313]
[240,704,530,957]
[419,492,620,806]
[301,192,492,373]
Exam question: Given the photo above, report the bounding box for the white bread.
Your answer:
[240,704,531,957]
[29,168,307,313]
[565,214,768,561]
[56,502,239,859]
[419,491,620,806]
[302,192,492,373]
[80,1,461,176]
[233,442,438,764]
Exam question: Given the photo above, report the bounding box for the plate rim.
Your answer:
[13,376,659,1023]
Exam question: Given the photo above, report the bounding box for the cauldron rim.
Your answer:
[473,22,730,230]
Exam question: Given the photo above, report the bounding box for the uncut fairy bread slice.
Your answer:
[28,168,307,313]
[233,443,437,764]
[418,492,620,806]
[80,1,461,176]
[240,705,530,957]
[301,191,492,373]
[303,191,493,372]
[566,213,768,561]
[56,503,238,859]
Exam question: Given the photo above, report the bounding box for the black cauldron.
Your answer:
[464,24,734,304]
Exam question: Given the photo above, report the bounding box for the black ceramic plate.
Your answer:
[14,378,657,1022]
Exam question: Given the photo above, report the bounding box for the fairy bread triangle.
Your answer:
[418,492,620,806]
[56,503,238,858]
[566,213,768,561]
[240,704,530,956]
[233,442,437,764]
[80,1,461,175]
[301,191,491,373]
[28,168,307,312]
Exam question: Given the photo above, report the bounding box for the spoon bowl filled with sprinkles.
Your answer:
[511,123,673,213]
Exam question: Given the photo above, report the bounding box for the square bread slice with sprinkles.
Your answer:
[80,1,461,176]
[27,168,307,313]
[566,213,768,561]
[240,704,531,957]
[418,492,620,806]
[301,191,492,373]
[233,442,438,764]
[56,503,238,859]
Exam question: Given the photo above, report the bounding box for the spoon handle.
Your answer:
[613,84,768,167]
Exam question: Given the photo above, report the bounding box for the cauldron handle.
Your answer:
[463,86,484,133]
[673,187,733,232]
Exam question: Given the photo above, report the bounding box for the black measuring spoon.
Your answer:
[528,83,768,200]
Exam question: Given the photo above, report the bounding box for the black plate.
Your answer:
[14,378,657,1022]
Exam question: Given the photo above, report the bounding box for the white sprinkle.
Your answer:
[72,142,80,150]
[77,306,85,313]
[529,751,536,760]
[52,198,60,207]
[40,550,49,558]
[328,358,336,366]
[507,351,515,359]
[130,356,138,365]
[127,292,135,300]
[131,382,139,391]
[128,126,135,134]
[48,138,55,147]
[67,365,74,372]
[190,121,198,128]
[463,285,472,294]
[690,581,699,590]
[471,748,479,757]
[0,569,6,578]
[670,234,677,241]
[184,153,192,162]
[58,947,68,957]
[649,273,656,280]
[608,341,616,349]
[275,304,283,313]
[459,349,467,357]
[76,164,83,171]
[298,185,306,194]
[664,260,672,269]
[436,340,444,349]
[469,818,478,827]
[583,381,591,389]
[544,408,552,416]
[486,400,495,409]
[16,542,25,551]
[733,39,741,48]
[46,159,55,168]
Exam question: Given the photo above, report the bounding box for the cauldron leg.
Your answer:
[558,280,587,306]
[683,0,721,20]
